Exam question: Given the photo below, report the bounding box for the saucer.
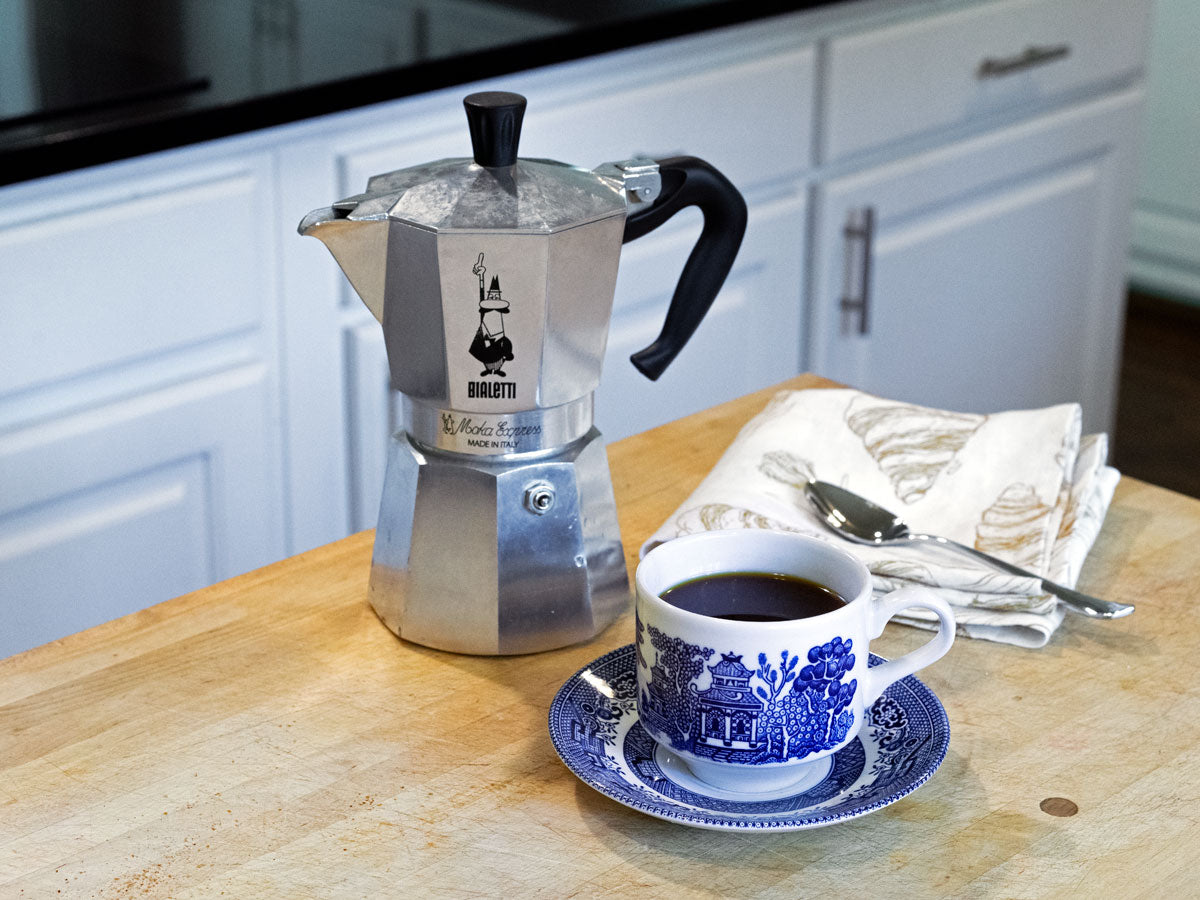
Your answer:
[548,644,949,831]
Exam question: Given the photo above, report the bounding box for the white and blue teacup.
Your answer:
[635,530,955,793]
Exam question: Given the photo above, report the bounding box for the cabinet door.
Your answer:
[0,367,284,657]
[808,90,1142,433]
[596,188,808,441]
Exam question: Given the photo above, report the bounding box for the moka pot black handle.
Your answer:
[622,156,748,380]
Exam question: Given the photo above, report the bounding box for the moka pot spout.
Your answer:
[298,207,388,323]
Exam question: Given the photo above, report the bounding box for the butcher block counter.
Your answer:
[2,374,1197,897]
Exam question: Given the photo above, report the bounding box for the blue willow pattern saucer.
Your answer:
[548,644,949,831]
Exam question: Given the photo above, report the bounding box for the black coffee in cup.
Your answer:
[660,572,848,622]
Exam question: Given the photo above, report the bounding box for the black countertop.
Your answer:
[0,0,850,188]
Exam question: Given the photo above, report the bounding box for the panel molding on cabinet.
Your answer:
[277,139,356,557]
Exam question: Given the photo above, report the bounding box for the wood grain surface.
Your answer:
[2,374,1197,898]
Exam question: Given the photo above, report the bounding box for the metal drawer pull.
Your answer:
[839,207,874,336]
[977,43,1071,78]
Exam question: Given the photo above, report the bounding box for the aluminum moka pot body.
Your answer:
[300,92,746,654]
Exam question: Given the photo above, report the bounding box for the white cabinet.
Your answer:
[0,151,286,657]
[807,0,1149,435]
[808,90,1142,433]
[0,0,1150,656]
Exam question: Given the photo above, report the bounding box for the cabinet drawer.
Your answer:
[822,0,1151,162]
[339,39,816,199]
[0,155,273,399]
[809,89,1142,433]
[519,45,816,188]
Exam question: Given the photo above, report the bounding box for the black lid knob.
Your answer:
[463,91,526,168]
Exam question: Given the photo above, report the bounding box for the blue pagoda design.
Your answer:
[694,654,765,757]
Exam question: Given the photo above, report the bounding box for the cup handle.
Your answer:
[861,585,956,707]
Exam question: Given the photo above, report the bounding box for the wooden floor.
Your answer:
[1113,291,1200,499]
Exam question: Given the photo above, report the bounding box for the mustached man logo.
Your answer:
[467,253,516,400]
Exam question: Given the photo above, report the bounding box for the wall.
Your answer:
[1129,0,1200,307]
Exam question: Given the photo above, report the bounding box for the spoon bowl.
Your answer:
[805,481,910,544]
[803,480,1133,620]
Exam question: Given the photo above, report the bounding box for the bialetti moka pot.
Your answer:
[300,91,746,655]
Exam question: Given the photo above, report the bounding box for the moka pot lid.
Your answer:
[327,92,627,235]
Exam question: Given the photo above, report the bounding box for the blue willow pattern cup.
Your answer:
[635,530,955,793]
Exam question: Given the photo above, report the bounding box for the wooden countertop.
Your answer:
[3,374,1198,897]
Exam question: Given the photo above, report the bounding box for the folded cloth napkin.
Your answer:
[642,388,1120,648]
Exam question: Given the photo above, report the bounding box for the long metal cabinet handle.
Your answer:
[839,206,874,336]
[977,43,1071,78]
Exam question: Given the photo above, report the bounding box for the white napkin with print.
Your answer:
[642,388,1120,649]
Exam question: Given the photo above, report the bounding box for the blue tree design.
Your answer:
[794,637,858,752]
[644,625,713,748]
[755,650,799,759]
[753,638,858,761]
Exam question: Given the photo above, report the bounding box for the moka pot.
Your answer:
[299,91,746,655]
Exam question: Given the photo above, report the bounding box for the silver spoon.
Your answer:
[803,480,1133,620]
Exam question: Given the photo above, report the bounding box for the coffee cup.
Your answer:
[635,529,955,793]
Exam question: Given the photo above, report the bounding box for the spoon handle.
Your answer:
[911,534,1133,619]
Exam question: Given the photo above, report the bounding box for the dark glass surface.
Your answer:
[0,0,845,186]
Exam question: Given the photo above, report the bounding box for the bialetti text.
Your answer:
[468,380,516,399]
